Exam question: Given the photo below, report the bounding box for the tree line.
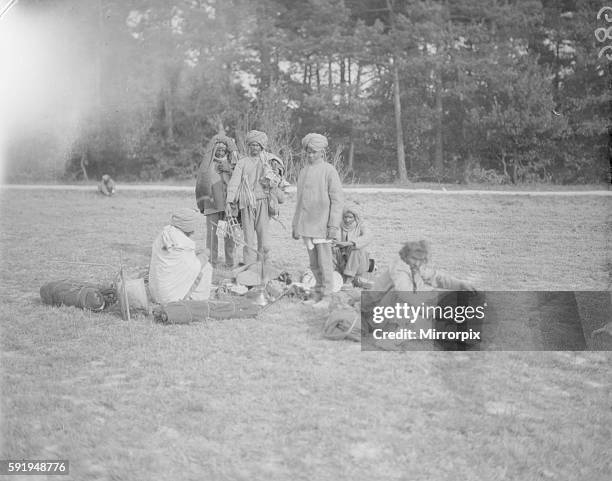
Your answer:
[6,0,610,184]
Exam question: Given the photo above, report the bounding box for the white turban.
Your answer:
[301,133,328,151]
[245,130,268,149]
[170,208,200,234]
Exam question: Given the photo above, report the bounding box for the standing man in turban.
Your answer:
[149,208,213,304]
[292,133,344,309]
[195,134,239,269]
[225,130,273,266]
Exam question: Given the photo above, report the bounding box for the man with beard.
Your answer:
[225,130,273,267]
[195,134,239,269]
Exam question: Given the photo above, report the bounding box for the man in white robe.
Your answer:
[149,208,213,304]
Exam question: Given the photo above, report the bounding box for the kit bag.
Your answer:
[40,280,116,311]
[153,298,261,324]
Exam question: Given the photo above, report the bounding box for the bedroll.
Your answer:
[40,280,116,310]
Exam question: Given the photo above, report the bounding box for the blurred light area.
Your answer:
[0,3,90,182]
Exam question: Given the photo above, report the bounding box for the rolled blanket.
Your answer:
[153,298,261,324]
[40,280,116,311]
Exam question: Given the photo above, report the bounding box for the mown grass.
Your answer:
[1,189,611,481]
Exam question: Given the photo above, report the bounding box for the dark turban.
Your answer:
[212,134,237,152]
[245,130,268,149]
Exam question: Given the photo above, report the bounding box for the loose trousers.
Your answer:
[307,242,334,298]
[240,198,270,265]
[335,246,369,277]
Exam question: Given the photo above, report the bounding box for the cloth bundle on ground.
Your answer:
[322,289,362,341]
[153,298,261,324]
[301,269,343,293]
[323,308,361,341]
[40,280,116,310]
[116,276,149,312]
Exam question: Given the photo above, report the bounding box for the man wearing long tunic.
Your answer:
[195,134,239,268]
[225,130,273,266]
[292,133,344,308]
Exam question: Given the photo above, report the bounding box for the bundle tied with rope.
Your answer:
[40,280,117,311]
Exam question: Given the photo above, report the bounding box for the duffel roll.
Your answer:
[40,280,116,311]
[153,298,261,324]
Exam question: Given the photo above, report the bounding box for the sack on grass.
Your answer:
[300,269,343,293]
[153,298,261,324]
[116,277,149,311]
[40,280,116,311]
[323,307,362,342]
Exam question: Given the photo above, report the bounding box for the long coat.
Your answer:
[195,137,237,214]
[292,160,343,239]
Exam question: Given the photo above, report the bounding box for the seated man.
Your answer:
[370,240,475,298]
[334,203,372,289]
[364,240,477,349]
[149,208,213,304]
[98,174,116,196]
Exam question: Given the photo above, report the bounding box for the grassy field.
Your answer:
[1,188,611,480]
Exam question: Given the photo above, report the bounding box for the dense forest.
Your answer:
[2,0,610,184]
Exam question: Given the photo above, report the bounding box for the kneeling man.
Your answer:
[149,208,213,304]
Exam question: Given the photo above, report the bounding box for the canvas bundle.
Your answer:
[40,280,116,311]
[153,298,261,324]
[115,276,149,312]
